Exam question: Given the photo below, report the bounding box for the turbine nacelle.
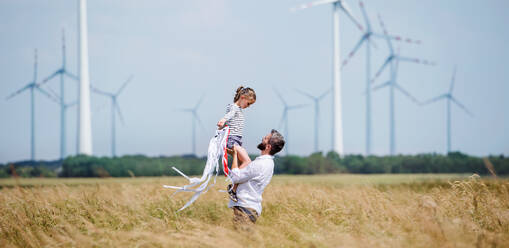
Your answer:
[291,0,364,31]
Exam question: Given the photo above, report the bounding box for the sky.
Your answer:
[1,0,508,163]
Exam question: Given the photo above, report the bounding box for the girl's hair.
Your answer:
[233,86,256,103]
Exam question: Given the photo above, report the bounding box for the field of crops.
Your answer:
[1,174,508,247]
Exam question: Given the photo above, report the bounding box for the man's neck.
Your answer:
[260,150,270,156]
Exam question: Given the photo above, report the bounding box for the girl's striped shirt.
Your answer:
[223,103,244,137]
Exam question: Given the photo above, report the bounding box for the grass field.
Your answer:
[1,174,508,247]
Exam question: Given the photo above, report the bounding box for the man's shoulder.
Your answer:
[252,155,274,167]
[255,155,274,160]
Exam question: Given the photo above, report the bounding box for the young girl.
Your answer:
[217,86,256,202]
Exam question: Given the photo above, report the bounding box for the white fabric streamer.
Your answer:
[163,126,231,212]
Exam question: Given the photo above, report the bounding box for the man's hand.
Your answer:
[217,118,227,129]
[226,148,236,156]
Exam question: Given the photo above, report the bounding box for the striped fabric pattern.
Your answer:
[223,103,244,137]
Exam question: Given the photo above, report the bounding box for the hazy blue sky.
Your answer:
[1,0,508,163]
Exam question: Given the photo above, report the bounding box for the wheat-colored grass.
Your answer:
[0,174,507,247]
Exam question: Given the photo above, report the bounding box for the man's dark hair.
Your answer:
[269,129,285,155]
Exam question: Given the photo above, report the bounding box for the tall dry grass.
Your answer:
[0,175,508,247]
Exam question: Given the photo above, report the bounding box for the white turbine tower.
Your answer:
[295,88,330,153]
[421,66,473,153]
[78,0,93,155]
[292,0,363,156]
[275,89,308,155]
[91,76,133,157]
[178,95,206,156]
[5,50,59,161]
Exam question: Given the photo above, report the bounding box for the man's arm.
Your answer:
[229,149,255,184]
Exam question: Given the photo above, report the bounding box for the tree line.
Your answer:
[1,152,508,178]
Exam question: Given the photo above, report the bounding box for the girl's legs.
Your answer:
[235,145,251,169]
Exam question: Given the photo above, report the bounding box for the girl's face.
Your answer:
[239,96,255,109]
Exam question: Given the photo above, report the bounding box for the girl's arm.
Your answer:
[217,105,238,127]
[222,105,238,121]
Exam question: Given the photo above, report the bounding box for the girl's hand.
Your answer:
[217,118,226,128]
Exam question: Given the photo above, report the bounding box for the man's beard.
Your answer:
[257,142,266,151]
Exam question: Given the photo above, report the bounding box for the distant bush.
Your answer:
[2,152,508,178]
[0,168,8,178]
[0,164,57,178]
[273,152,506,176]
[59,155,208,177]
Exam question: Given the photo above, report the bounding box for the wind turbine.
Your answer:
[5,50,59,161]
[91,75,133,157]
[421,66,473,153]
[78,0,93,155]
[179,95,206,156]
[295,88,330,153]
[292,0,364,156]
[275,89,308,155]
[371,14,435,155]
[340,1,421,155]
[38,29,79,160]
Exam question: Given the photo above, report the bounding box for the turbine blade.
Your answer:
[66,101,78,108]
[290,0,338,12]
[193,112,206,131]
[195,93,206,110]
[359,1,370,30]
[450,97,473,117]
[115,101,125,125]
[278,110,287,130]
[357,4,381,50]
[449,65,457,94]
[39,70,60,86]
[295,88,315,100]
[274,88,287,106]
[318,88,331,100]
[371,33,422,45]
[367,36,378,50]
[5,84,31,100]
[116,75,133,95]
[397,56,437,66]
[338,1,364,31]
[64,71,79,81]
[394,83,419,104]
[36,86,60,104]
[420,94,447,106]
[372,81,390,92]
[371,57,392,83]
[90,85,111,96]
[376,13,393,52]
[45,84,61,100]
[341,36,367,69]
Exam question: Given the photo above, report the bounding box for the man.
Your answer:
[227,129,285,226]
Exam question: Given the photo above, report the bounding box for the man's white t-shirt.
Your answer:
[228,155,274,215]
